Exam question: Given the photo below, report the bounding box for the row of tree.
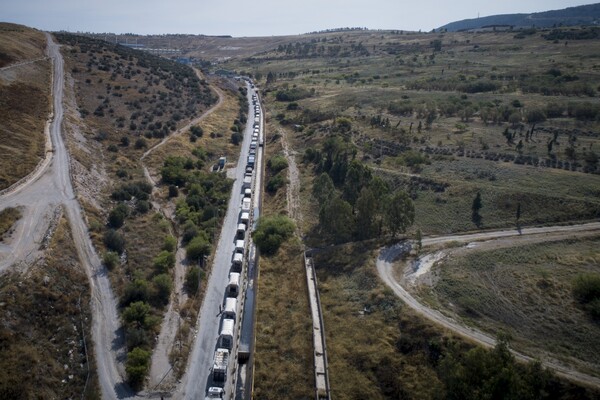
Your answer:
[307,135,415,242]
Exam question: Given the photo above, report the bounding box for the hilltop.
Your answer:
[439,3,600,32]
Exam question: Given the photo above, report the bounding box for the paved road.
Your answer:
[0,34,130,400]
[176,84,256,400]
[377,222,600,388]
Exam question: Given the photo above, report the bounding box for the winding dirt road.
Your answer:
[377,222,600,388]
[0,34,131,399]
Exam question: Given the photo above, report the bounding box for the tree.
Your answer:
[102,251,119,270]
[126,347,151,389]
[525,108,546,124]
[186,235,211,262]
[253,215,295,255]
[266,71,276,85]
[104,229,125,253]
[415,229,422,254]
[355,188,378,240]
[108,203,129,228]
[163,235,177,252]
[385,191,415,237]
[312,172,336,205]
[122,301,151,327]
[153,250,175,273]
[319,196,354,243]
[343,160,372,208]
[472,192,483,228]
[151,274,172,306]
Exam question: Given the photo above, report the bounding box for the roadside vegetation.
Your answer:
[315,241,599,399]
[0,215,99,398]
[252,129,313,398]
[54,32,238,388]
[0,23,51,190]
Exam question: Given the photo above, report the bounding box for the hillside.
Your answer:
[0,23,51,190]
[225,26,600,398]
[439,3,600,31]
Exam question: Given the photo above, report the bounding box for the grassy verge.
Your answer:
[253,127,313,397]
[428,236,600,373]
[0,215,99,398]
[0,207,22,239]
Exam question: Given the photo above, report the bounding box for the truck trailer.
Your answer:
[212,348,230,382]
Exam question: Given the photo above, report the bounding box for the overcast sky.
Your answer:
[0,0,595,37]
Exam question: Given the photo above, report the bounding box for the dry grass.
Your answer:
[253,124,313,398]
[314,242,450,400]
[0,215,99,399]
[0,23,50,190]
[0,206,21,240]
[253,238,314,400]
[429,235,600,374]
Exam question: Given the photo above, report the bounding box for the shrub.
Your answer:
[102,251,120,270]
[267,174,286,193]
[104,229,125,253]
[108,203,129,228]
[134,138,147,149]
[267,155,288,173]
[185,266,202,295]
[122,279,150,306]
[573,273,600,320]
[126,347,151,389]
[151,274,172,306]
[153,250,175,273]
[136,200,150,214]
[186,235,211,262]
[168,185,179,198]
[253,215,295,255]
[163,235,177,252]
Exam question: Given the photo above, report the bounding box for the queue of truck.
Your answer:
[205,82,262,400]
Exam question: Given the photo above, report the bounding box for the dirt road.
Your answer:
[377,222,600,388]
[0,34,130,399]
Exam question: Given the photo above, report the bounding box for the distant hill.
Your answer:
[439,3,600,32]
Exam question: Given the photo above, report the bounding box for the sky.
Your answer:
[0,0,595,37]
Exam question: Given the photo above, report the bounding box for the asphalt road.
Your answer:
[176,83,257,400]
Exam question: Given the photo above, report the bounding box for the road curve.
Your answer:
[377,222,600,388]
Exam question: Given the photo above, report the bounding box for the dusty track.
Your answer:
[377,222,600,388]
[0,34,130,399]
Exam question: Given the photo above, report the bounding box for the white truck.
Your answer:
[240,211,250,226]
[241,198,252,213]
[232,252,243,272]
[223,297,238,321]
[212,348,230,382]
[227,272,240,297]
[219,318,235,349]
